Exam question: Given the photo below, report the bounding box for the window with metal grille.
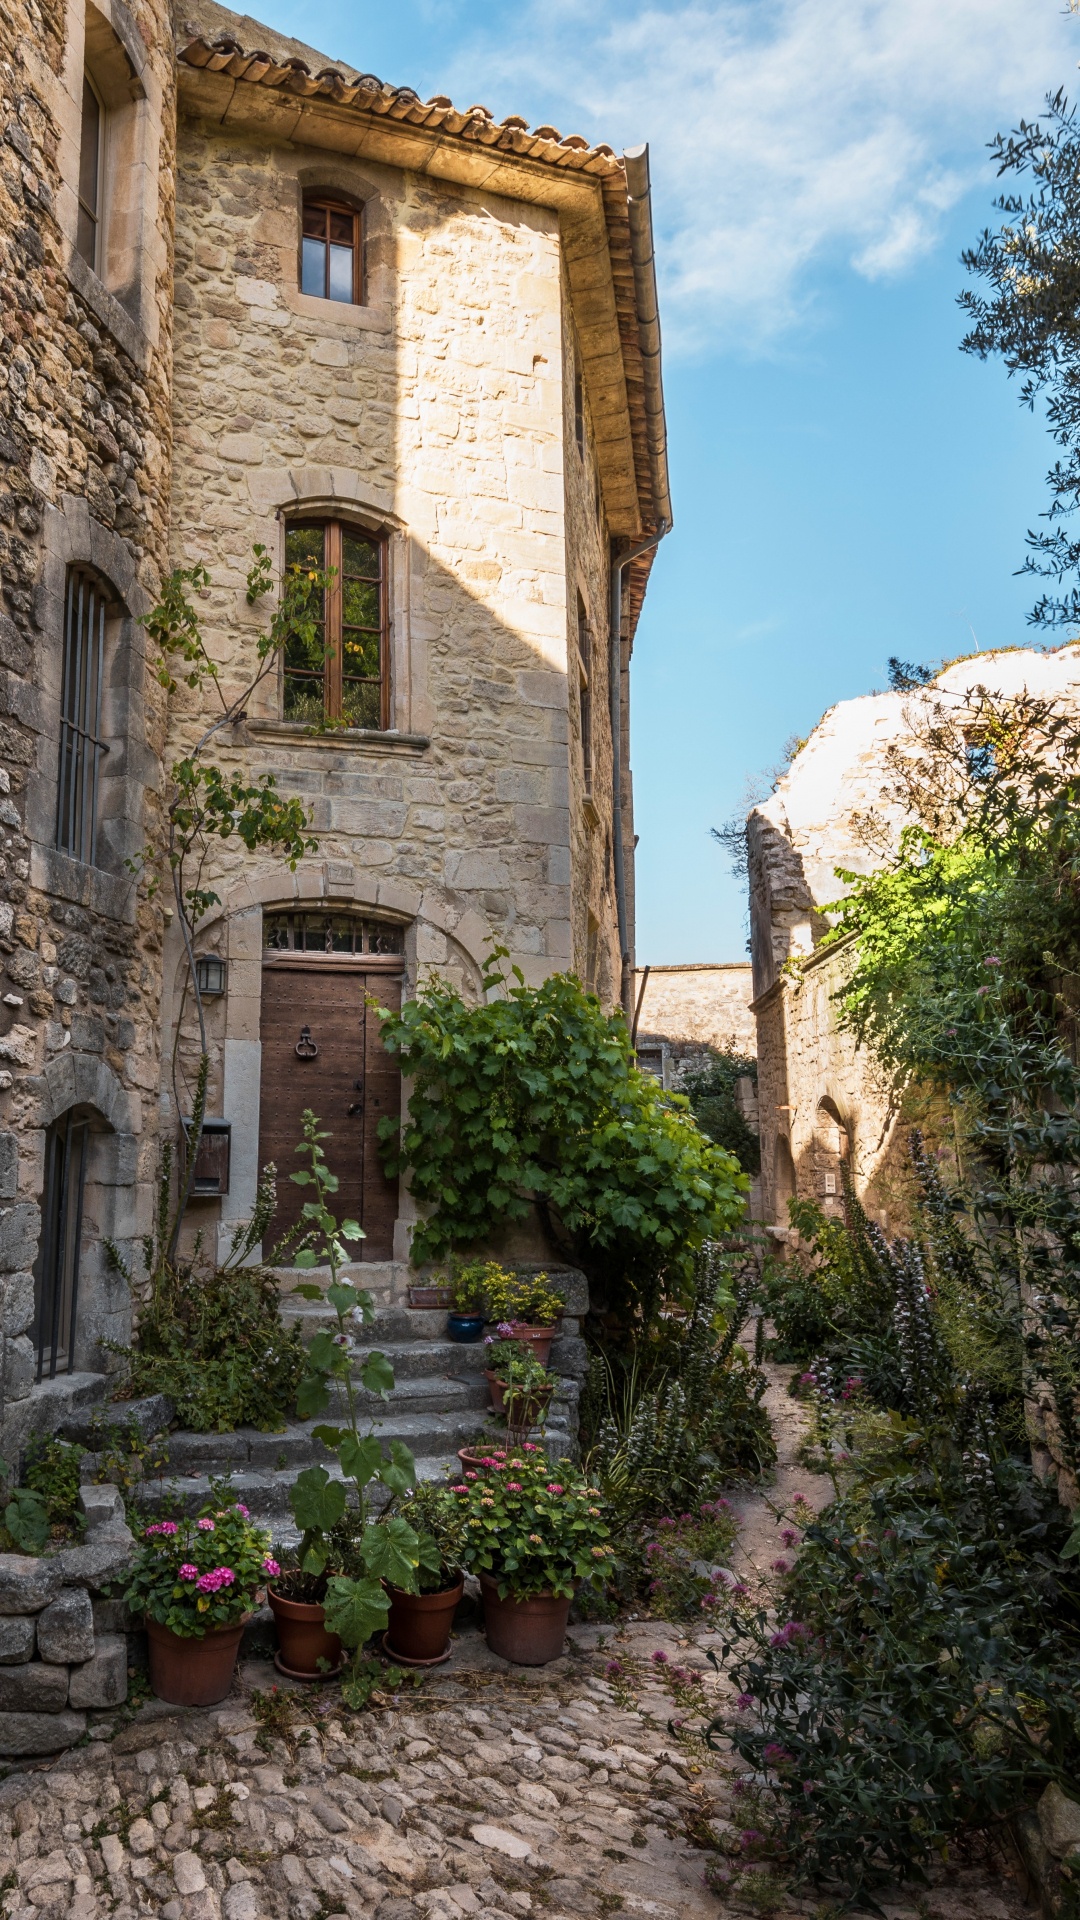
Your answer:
[56,569,110,864]
[77,72,103,269]
[263,911,404,956]
[283,521,388,728]
[300,196,362,305]
[577,595,592,796]
[35,1110,89,1381]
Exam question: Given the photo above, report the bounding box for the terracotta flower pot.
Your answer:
[447,1311,486,1344]
[409,1284,452,1309]
[385,1578,464,1664]
[478,1572,571,1666]
[507,1321,559,1366]
[484,1371,554,1425]
[146,1615,246,1706]
[457,1445,509,1473]
[267,1586,343,1679]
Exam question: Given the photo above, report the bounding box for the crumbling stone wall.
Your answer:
[632,963,755,1081]
[0,0,175,1445]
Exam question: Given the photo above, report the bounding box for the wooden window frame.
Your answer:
[77,69,104,271]
[299,194,363,306]
[284,518,390,730]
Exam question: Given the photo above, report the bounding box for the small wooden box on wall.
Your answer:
[182,1118,232,1197]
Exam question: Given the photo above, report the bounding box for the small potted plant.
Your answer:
[380,1481,466,1666]
[123,1499,278,1706]
[453,1452,614,1664]
[483,1330,553,1433]
[407,1275,453,1310]
[446,1261,497,1343]
[504,1272,565,1367]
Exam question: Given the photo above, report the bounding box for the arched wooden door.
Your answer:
[257,954,401,1261]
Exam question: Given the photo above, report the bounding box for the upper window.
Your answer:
[56,568,110,864]
[264,912,404,956]
[77,71,103,270]
[284,520,388,729]
[301,196,362,305]
[577,595,592,795]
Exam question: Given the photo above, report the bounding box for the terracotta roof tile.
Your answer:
[177,29,625,178]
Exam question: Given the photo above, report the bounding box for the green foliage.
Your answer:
[377,948,748,1315]
[446,1260,493,1314]
[587,1245,775,1520]
[958,90,1080,629]
[122,1497,277,1639]
[386,1480,467,1593]
[481,1266,565,1326]
[0,1454,50,1556]
[23,1436,84,1528]
[284,1113,419,1684]
[451,1447,615,1600]
[627,1500,739,1620]
[110,1233,307,1434]
[679,1051,760,1176]
[761,1185,897,1366]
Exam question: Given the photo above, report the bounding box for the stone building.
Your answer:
[0,0,670,1450]
[748,645,1080,1236]
[631,961,755,1087]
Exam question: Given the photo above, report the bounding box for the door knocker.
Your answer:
[294,1025,318,1059]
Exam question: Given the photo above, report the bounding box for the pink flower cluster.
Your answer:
[545,1483,564,1495]
[179,1563,199,1581]
[143,1521,178,1538]
[262,1557,281,1578]
[196,1567,235,1594]
[197,1518,215,1532]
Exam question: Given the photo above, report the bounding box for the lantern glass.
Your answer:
[194,955,226,998]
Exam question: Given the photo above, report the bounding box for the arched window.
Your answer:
[56,568,111,864]
[300,195,362,305]
[35,1109,90,1380]
[284,520,388,728]
[76,70,104,269]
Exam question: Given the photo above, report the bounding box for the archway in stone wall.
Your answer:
[813,1098,850,1213]
[774,1132,796,1228]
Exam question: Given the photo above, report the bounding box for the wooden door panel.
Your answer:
[257,965,400,1260]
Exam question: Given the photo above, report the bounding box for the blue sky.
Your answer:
[248,0,1078,961]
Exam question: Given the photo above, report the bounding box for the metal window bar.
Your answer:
[56,570,108,864]
[35,1111,89,1381]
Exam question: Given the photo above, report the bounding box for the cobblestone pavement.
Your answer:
[0,1367,1031,1920]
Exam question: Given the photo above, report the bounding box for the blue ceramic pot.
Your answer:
[446,1311,485,1344]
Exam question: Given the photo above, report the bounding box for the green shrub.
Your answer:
[112,1260,306,1433]
[680,1050,760,1175]
[377,950,748,1318]
[24,1436,84,1527]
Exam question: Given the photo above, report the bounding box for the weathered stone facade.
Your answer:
[0,0,669,1437]
[632,962,755,1085]
[748,644,1080,1236]
[0,0,175,1456]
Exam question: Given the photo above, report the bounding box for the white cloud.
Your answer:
[440,0,1078,354]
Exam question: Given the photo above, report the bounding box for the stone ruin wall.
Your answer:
[0,0,176,1453]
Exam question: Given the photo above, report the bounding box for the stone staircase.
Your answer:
[85,1263,588,1545]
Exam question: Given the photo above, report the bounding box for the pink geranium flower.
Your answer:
[262,1557,281,1578]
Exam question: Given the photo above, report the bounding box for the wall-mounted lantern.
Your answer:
[194,955,227,998]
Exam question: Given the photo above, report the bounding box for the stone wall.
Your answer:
[632,963,755,1084]
[0,1481,132,1755]
[748,645,1080,1233]
[0,0,176,1449]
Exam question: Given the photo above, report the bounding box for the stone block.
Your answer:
[0,1616,34,1664]
[0,1553,60,1614]
[68,1633,127,1709]
[2,1332,33,1400]
[0,1709,86,1754]
[549,1334,588,1380]
[55,1527,135,1594]
[0,1270,34,1336]
[0,1133,16,1202]
[91,1596,132,1634]
[0,1662,69,1711]
[37,1586,94,1663]
[1039,1781,1080,1857]
[78,1483,125,1531]
[0,1204,38,1272]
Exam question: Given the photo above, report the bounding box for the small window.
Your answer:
[284,521,388,728]
[35,1109,90,1380]
[57,568,110,864]
[577,596,592,795]
[263,912,404,955]
[77,71,103,269]
[301,195,362,305]
[585,913,600,994]
[574,365,585,457]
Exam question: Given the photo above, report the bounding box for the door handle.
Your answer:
[347,1101,363,1116]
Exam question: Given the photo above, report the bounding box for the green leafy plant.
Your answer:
[122,1497,278,1638]
[483,1268,565,1326]
[679,1050,761,1176]
[384,1480,466,1594]
[447,1260,502,1315]
[23,1435,85,1530]
[451,1447,614,1600]
[377,947,748,1320]
[284,1111,421,1668]
[108,1168,307,1432]
[0,1457,50,1556]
